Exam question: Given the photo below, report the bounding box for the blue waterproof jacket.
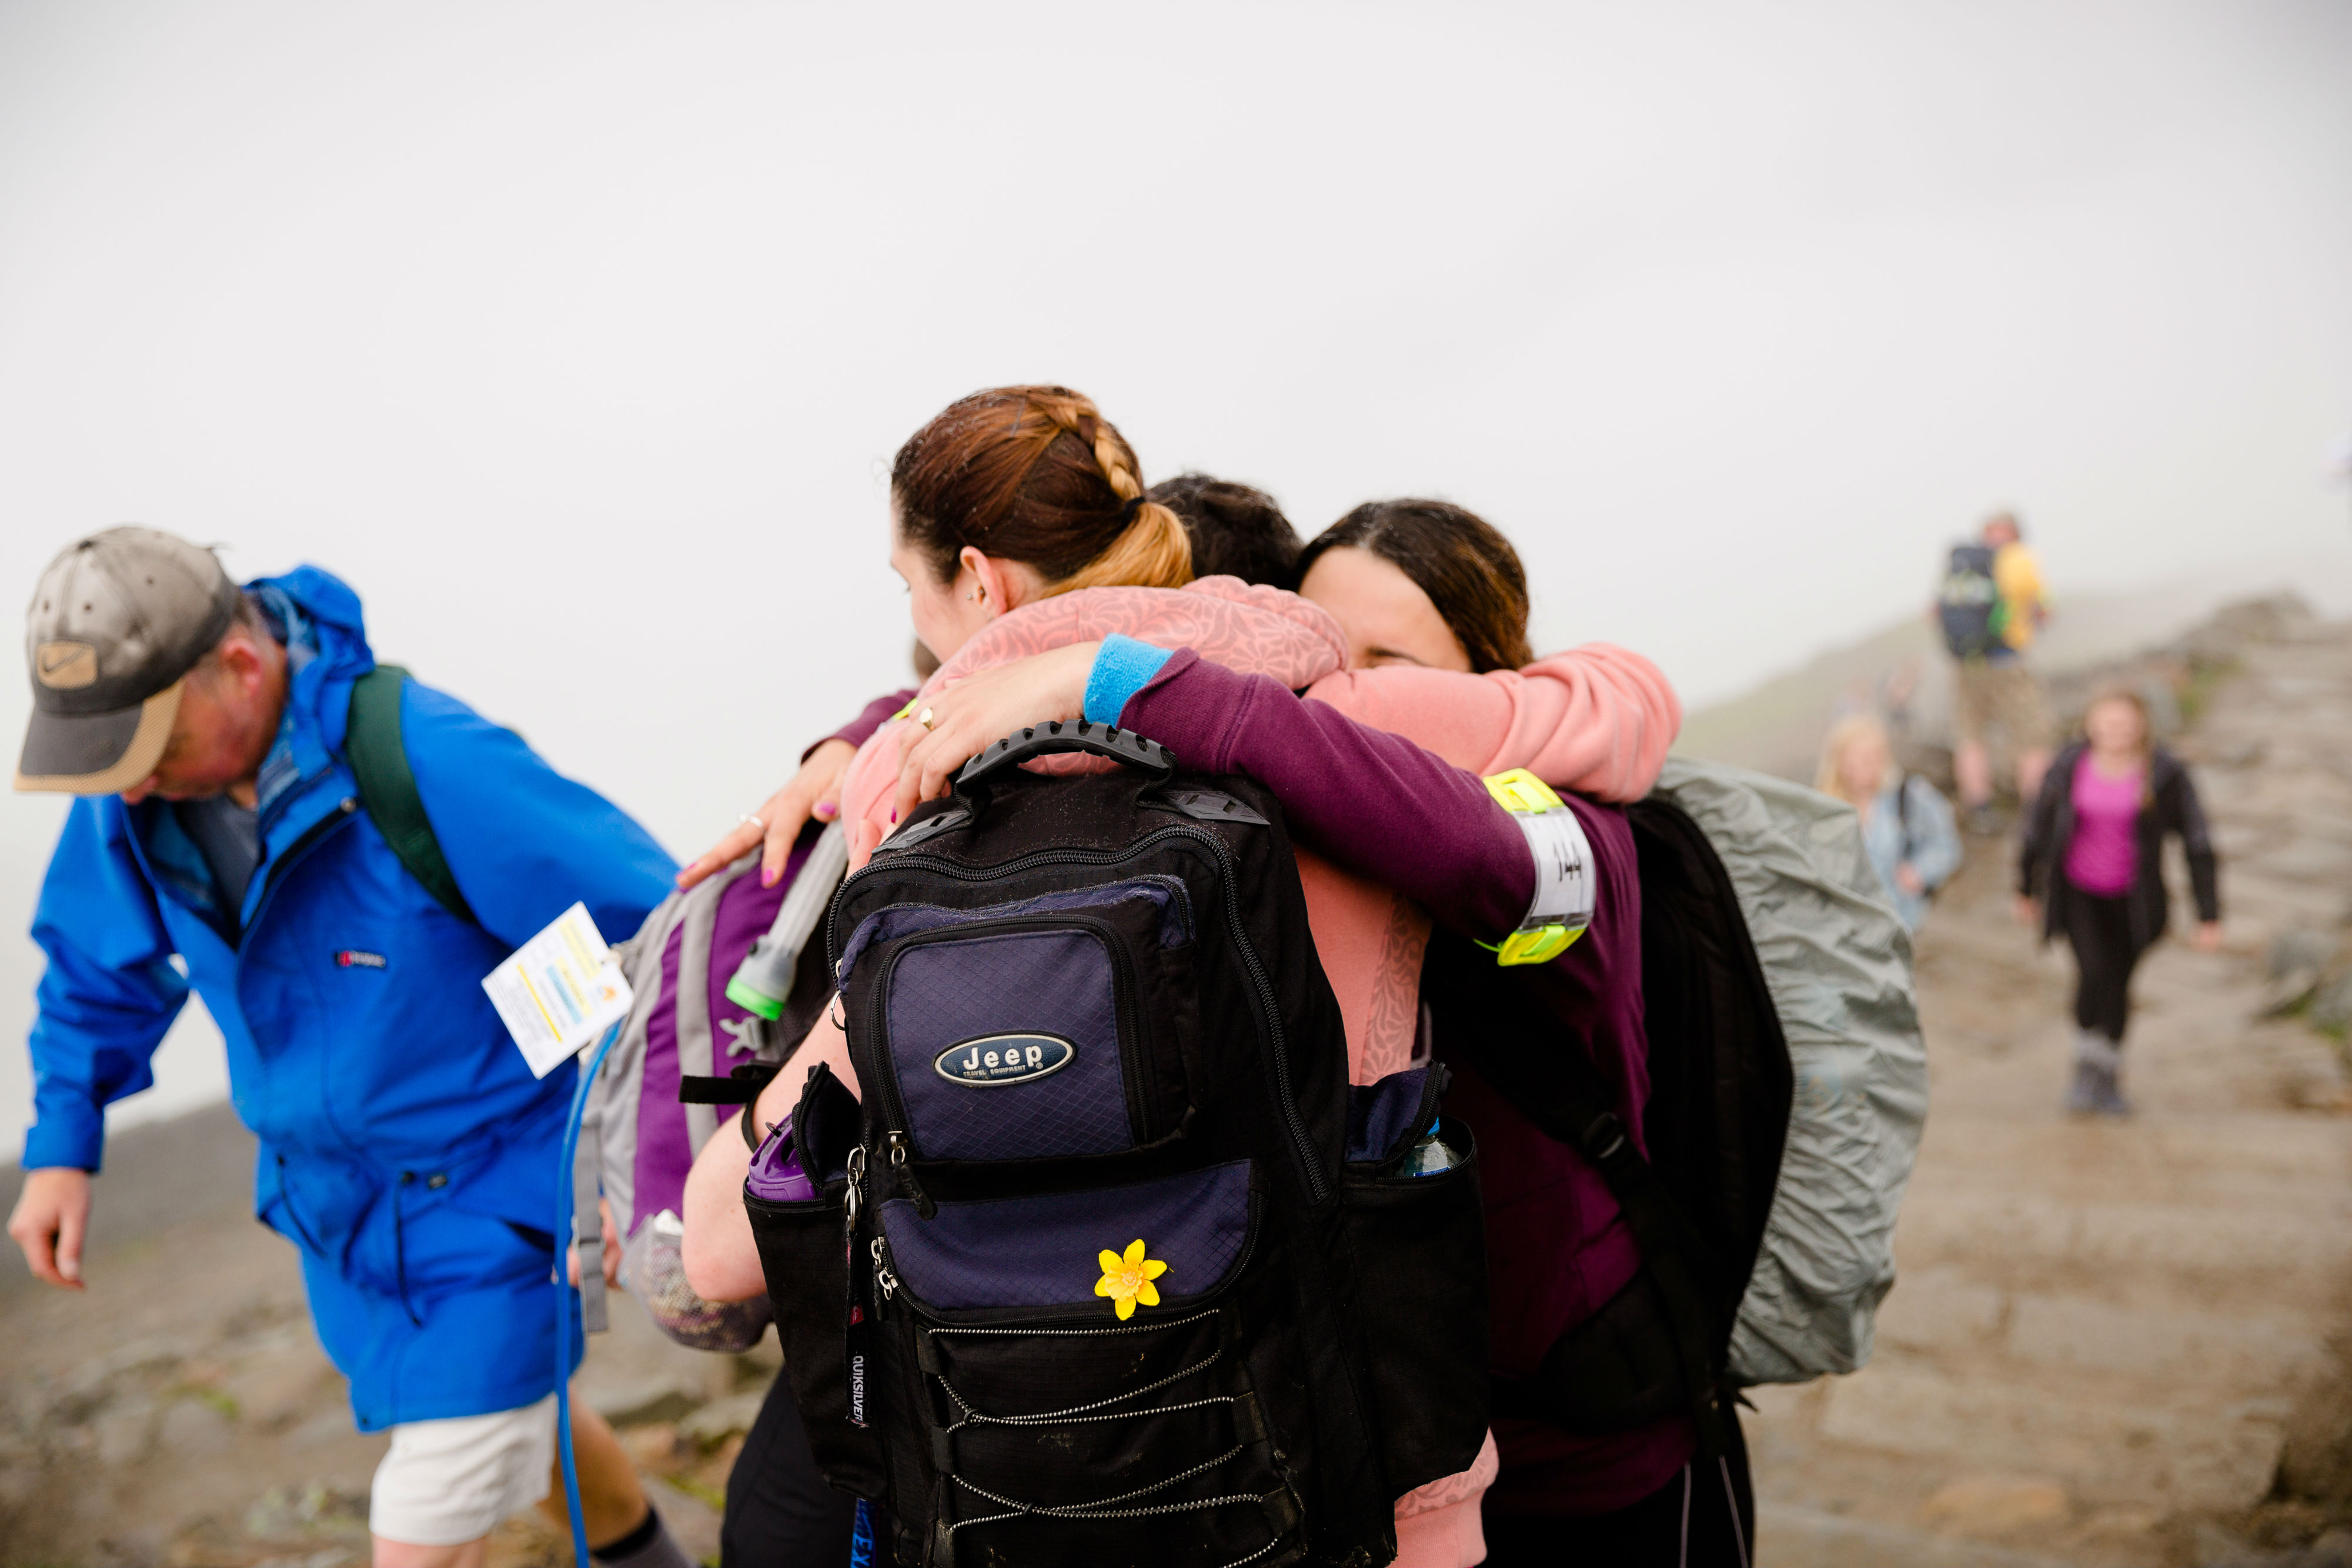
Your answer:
[23,568,674,1427]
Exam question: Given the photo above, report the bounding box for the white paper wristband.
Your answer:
[1512,805,1595,935]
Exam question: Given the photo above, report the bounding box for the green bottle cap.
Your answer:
[725,975,786,1021]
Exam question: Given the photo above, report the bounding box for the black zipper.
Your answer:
[238,797,361,957]
[830,830,1212,972]
[872,1234,898,1320]
[884,1130,936,1220]
[863,914,1152,1163]
[833,824,1324,1204]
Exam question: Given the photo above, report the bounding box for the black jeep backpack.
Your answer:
[744,722,1489,1568]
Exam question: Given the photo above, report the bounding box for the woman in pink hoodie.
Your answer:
[684,385,1679,1565]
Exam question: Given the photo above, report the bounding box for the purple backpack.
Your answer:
[577,822,848,1349]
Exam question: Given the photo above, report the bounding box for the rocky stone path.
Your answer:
[1750,610,2352,1567]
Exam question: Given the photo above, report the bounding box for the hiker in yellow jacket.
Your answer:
[1936,511,2053,831]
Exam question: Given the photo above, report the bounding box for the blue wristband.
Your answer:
[1084,634,1175,726]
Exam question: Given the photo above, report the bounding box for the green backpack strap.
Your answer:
[346,664,478,925]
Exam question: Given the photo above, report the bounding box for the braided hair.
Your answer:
[890,386,1192,595]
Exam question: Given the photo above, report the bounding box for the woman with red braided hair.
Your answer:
[886,383,1196,604]
[687,384,1684,1566]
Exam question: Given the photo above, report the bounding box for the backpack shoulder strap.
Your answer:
[347,664,478,925]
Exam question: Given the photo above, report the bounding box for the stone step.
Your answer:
[1807,1361,2284,1513]
[1872,1268,2330,1389]
[1893,1189,2352,1300]
[1757,1501,2081,1568]
[1903,1116,2352,1206]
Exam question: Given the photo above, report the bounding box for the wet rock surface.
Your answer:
[1750,602,2352,1566]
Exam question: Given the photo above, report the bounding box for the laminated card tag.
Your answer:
[482,901,634,1078]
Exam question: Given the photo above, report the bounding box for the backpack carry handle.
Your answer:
[953,720,1175,797]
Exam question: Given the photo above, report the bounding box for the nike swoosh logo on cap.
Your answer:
[35,641,98,689]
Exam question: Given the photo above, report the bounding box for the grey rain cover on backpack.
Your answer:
[1649,758,1930,1385]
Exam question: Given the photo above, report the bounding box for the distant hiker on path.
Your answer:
[2017,684,2222,1116]
[6,529,693,1568]
[1817,713,1962,932]
[1937,511,2054,831]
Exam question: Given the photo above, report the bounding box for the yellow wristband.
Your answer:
[1481,769,1595,967]
[1483,768,1563,814]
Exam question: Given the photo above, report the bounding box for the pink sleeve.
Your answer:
[1301,644,1681,802]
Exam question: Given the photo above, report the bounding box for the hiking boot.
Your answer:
[2069,1031,2128,1116]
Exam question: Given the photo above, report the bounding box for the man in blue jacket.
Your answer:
[8,529,692,1568]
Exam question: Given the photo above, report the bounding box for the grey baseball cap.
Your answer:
[16,527,243,795]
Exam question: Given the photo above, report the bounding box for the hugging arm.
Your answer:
[1118,651,1539,941]
[1301,643,1681,802]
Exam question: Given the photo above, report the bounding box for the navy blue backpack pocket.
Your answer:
[877,1160,1254,1316]
[845,880,1198,1165]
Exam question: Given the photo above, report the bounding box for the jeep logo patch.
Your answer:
[935,1033,1073,1088]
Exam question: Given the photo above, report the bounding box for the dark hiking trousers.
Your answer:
[723,1371,877,1566]
[1482,1412,1755,1567]
[2063,884,2143,1044]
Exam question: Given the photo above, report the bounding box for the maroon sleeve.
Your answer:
[804,689,917,764]
[1121,650,1535,940]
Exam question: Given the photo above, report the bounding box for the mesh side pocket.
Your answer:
[746,1183,886,1497]
[1337,1116,1490,1497]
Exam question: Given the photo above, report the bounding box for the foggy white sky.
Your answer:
[4,1,2350,1141]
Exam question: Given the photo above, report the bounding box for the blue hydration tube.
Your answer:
[556,1021,626,1568]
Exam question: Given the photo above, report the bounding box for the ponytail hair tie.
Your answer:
[1120,495,1147,524]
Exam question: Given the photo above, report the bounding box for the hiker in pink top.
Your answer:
[681,387,1684,1566]
[2018,685,2221,1115]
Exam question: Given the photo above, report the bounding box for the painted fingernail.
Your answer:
[761,868,778,887]
[814,802,837,820]
[890,808,900,823]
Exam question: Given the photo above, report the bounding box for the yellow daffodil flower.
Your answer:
[1094,1239,1168,1320]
